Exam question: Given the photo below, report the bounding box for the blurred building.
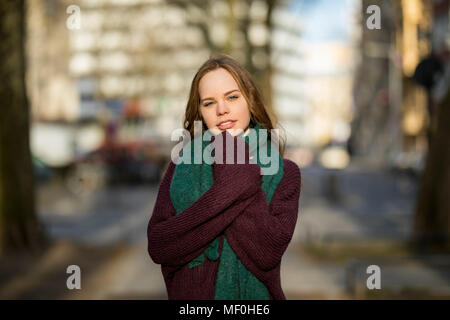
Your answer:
[272,0,358,169]
[27,0,211,165]
[27,0,79,122]
[26,0,294,166]
[351,0,449,169]
[65,0,212,139]
[26,0,362,168]
[271,8,305,148]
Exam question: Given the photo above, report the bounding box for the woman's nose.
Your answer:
[216,99,229,115]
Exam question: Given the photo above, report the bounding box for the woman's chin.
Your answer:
[207,127,245,137]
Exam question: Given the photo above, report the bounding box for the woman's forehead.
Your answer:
[199,68,239,97]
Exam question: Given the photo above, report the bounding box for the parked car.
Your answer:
[64,138,168,195]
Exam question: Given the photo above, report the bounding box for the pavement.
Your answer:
[1,162,449,299]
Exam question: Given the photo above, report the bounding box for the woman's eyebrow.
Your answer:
[201,89,240,103]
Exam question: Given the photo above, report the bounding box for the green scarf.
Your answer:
[170,123,284,299]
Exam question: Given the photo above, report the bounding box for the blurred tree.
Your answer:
[413,87,450,246]
[0,0,46,254]
[352,0,432,163]
[350,0,397,161]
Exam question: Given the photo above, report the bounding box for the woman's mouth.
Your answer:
[218,120,236,130]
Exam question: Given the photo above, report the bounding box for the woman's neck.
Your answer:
[238,123,251,137]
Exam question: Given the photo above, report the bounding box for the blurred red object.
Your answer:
[123,99,141,118]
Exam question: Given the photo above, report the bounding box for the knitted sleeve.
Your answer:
[224,159,301,271]
[147,158,261,267]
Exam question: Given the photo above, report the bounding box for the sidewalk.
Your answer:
[1,163,449,299]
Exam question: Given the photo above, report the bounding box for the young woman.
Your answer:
[147,53,301,300]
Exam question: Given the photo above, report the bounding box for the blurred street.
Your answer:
[1,160,449,299]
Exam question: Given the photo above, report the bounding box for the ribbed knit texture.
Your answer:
[147,129,302,300]
[169,123,283,299]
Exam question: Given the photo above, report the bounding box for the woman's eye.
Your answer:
[203,96,237,106]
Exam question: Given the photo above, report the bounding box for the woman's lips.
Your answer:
[218,120,236,130]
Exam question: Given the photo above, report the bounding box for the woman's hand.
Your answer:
[211,130,261,184]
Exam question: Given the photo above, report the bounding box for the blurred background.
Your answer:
[0,0,449,299]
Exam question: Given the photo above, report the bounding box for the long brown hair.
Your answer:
[183,52,286,156]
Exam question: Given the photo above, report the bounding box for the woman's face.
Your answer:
[198,68,251,136]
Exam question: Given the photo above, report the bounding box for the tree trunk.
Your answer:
[0,0,46,255]
[413,88,450,246]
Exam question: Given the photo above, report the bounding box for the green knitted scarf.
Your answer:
[169,123,284,299]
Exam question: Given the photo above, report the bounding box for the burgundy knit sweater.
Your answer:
[147,153,301,300]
